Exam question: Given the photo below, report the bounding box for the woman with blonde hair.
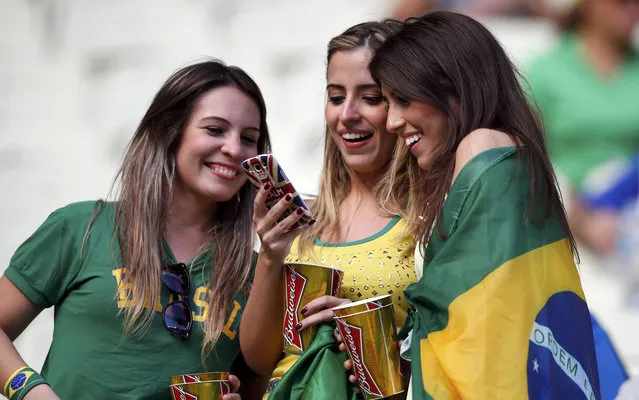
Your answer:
[0,60,270,400]
[240,19,417,399]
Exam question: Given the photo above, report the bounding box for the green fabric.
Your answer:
[408,147,565,326]
[267,324,358,400]
[4,201,250,399]
[526,34,639,189]
[403,147,599,398]
[313,216,401,246]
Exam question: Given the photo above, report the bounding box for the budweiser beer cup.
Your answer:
[331,294,393,317]
[333,297,404,399]
[169,372,230,400]
[283,262,344,354]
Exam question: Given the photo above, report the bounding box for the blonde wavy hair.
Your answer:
[297,20,412,258]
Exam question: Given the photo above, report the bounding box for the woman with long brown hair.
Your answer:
[0,60,269,400]
[370,12,601,399]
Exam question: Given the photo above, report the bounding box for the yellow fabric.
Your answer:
[419,238,585,399]
[269,217,416,385]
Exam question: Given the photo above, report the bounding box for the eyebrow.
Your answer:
[199,116,260,133]
[326,83,380,91]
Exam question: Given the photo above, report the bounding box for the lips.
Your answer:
[341,131,374,143]
[204,162,239,180]
[405,133,423,147]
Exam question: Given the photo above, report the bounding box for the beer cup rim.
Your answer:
[333,303,394,320]
[172,371,229,376]
[332,294,391,311]
[169,380,230,386]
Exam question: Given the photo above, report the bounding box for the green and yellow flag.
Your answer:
[267,324,358,400]
[404,147,600,399]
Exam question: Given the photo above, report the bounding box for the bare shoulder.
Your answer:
[452,129,517,183]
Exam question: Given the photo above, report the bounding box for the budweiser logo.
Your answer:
[183,375,200,383]
[283,266,307,351]
[336,319,383,397]
[171,386,198,400]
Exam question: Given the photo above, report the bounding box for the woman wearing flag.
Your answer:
[240,20,417,399]
[370,12,601,399]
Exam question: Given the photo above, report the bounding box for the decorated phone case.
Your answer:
[241,154,313,227]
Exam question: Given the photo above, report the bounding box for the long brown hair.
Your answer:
[297,19,410,257]
[370,12,577,258]
[113,60,270,354]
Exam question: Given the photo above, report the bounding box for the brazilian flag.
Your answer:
[404,147,601,399]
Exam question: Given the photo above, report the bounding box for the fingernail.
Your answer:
[301,307,308,315]
[309,219,317,226]
[295,323,302,331]
[296,208,303,215]
[285,194,292,201]
[263,183,271,190]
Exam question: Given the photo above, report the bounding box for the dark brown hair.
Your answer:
[369,12,577,257]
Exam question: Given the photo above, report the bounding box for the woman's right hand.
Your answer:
[23,384,61,400]
[253,184,314,265]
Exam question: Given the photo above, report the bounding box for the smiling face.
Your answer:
[324,48,397,179]
[382,84,449,170]
[175,85,261,206]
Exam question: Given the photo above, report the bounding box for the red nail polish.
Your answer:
[296,208,303,215]
[309,219,317,226]
[263,183,271,190]
[285,194,292,201]
[295,323,302,331]
[301,307,308,315]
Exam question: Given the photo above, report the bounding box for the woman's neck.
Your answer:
[325,175,391,244]
[351,168,384,188]
[165,186,217,263]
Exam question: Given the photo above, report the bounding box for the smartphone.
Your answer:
[241,154,313,227]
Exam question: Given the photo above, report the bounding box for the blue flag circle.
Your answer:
[527,292,600,400]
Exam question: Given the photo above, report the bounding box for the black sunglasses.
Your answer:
[162,263,192,340]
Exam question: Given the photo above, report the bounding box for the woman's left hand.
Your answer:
[223,374,241,400]
[297,295,351,331]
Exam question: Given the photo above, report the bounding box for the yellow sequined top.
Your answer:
[266,216,416,391]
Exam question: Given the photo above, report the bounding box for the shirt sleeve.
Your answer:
[4,208,83,308]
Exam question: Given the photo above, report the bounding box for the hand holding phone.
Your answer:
[241,154,313,228]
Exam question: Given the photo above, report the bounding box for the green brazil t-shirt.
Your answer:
[4,201,252,399]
